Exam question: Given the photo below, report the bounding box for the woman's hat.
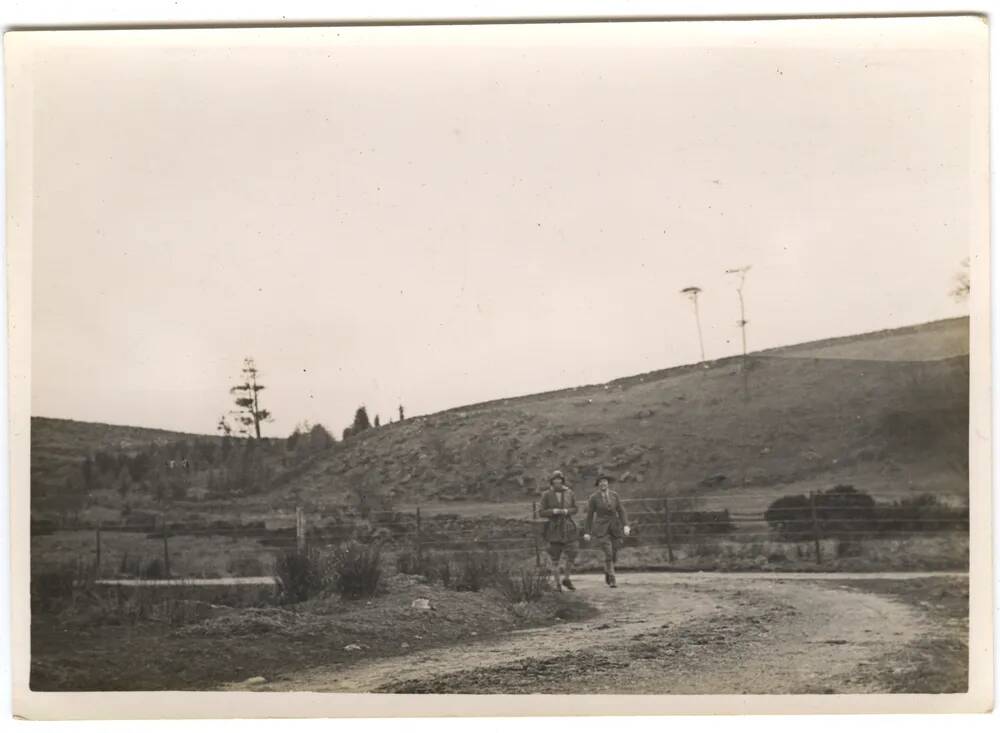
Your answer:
[595,474,613,486]
[549,470,566,484]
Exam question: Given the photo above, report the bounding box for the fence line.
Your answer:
[63,490,969,579]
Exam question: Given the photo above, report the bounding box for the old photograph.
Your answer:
[5,15,992,718]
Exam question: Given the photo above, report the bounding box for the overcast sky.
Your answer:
[28,18,983,436]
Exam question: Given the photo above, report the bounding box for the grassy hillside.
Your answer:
[267,317,969,513]
[31,318,969,520]
[30,418,218,493]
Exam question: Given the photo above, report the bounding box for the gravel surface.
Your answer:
[226,572,965,694]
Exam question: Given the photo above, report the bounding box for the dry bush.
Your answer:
[449,550,507,592]
[274,548,327,604]
[496,565,550,602]
[330,540,383,599]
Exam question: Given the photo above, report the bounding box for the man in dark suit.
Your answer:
[583,475,630,588]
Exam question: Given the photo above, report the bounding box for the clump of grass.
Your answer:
[275,541,385,603]
[449,550,506,592]
[394,547,422,576]
[495,565,550,602]
[274,548,327,604]
[422,552,454,588]
[330,540,383,599]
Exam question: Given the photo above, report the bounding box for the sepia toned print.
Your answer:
[6,15,991,719]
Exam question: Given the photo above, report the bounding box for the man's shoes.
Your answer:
[561,578,576,591]
[604,573,611,586]
[608,575,618,588]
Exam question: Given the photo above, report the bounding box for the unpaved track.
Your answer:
[228,572,961,694]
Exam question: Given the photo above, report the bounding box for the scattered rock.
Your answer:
[244,676,267,685]
[411,598,432,610]
[344,643,363,651]
[400,642,410,649]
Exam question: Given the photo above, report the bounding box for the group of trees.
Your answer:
[43,357,414,520]
[764,485,968,541]
[342,403,406,440]
[220,357,407,444]
[49,421,342,520]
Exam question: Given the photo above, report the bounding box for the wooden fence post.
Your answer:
[162,524,171,578]
[94,526,102,577]
[809,492,822,564]
[296,506,306,554]
[415,506,423,569]
[531,501,541,567]
[663,498,675,563]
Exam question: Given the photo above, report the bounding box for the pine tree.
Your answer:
[352,406,372,433]
[374,414,381,428]
[229,357,272,439]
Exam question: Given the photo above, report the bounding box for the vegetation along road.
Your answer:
[226,571,968,694]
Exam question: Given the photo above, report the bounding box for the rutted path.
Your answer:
[226,572,962,694]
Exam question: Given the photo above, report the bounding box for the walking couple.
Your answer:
[538,469,630,590]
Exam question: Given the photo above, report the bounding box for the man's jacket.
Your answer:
[585,489,629,539]
[538,487,579,543]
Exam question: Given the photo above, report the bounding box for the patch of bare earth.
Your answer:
[246,572,962,695]
[30,575,594,691]
[805,576,968,693]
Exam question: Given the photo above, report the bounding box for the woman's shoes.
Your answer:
[608,574,617,588]
[561,578,576,591]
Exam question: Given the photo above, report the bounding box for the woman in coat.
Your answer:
[583,475,630,587]
[538,470,579,591]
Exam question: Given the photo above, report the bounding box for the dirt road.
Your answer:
[227,572,965,694]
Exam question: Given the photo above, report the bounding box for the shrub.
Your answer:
[496,566,550,602]
[395,547,422,576]
[274,548,327,604]
[415,550,507,592]
[330,540,383,599]
[765,485,876,540]
[421,552,454,588]
[873,494,968,533]
[450,550,506,592]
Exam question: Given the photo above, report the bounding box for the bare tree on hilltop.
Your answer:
[229,357,272,439]
[725,265,753,490]
[681,285,706,363]
[725,265,752,371]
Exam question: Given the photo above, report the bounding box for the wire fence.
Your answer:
[51,488,968,580]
